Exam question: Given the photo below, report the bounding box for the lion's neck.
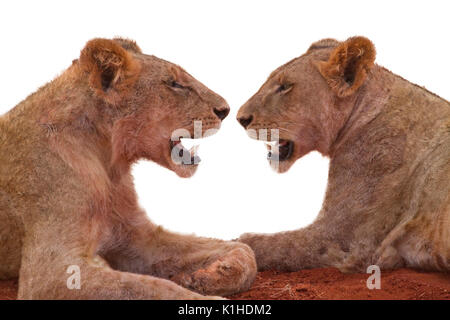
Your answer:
[328,66,394,157]
[36,73,129,184]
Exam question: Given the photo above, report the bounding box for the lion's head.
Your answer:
[79,38,230,178]
[237,36,376,173]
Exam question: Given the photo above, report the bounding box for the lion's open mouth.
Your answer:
[266,139,294,161]
[169,139,201,166]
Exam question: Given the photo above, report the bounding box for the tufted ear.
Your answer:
[317,36,376,98]
[79,38,141,104]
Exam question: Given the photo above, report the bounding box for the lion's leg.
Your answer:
[238,222,347,271]
[387,152,450,271]
[18,227,220,300]
[168,239,257,296]
[375,205,450,271]
[374,245,405,270]
[399,219,449,271]
[105,220,257,296]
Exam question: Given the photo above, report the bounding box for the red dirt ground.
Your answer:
[230,268,450,300]
[1,268,449,300]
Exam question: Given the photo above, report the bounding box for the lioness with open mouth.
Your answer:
[0,38,256,299]
[237,36,449,273]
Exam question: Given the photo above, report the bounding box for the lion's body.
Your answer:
[0,38,256,299]
[319,69,450,271]
[238,37,450,273]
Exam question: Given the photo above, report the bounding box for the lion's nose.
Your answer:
[237,115,253,129]
[213,106,230,121]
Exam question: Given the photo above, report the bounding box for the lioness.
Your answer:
[237,36,449,272]
[0,38,256,299]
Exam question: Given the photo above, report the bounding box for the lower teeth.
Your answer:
[171,141,201,165]
[267,152,280,161]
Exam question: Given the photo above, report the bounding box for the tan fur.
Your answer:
[0,38,256,299]
[237,36,450,273]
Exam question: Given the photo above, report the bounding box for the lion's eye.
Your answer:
[276,83,292,93]
[170,81,185,89]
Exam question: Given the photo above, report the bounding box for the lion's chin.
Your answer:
[266,140,311,174]
[167,138,202,178]
[269,158,295,173]
[172,164,199,178]
[265,139,296,173]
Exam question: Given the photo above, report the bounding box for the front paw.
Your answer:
[172,246,256,296]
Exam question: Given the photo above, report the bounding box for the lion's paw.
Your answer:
[172,246,256,296]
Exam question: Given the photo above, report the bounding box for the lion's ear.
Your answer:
[79,38,141,104]
[317,36,376,98]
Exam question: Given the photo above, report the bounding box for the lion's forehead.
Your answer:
[267,42,338,83]
[138,55,198,85]
[267,56,312,85]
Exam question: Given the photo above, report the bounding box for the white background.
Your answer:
[0,0,448,239]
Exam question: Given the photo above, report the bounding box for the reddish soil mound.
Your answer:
[230,268,450,300]
[1,268,449,300]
